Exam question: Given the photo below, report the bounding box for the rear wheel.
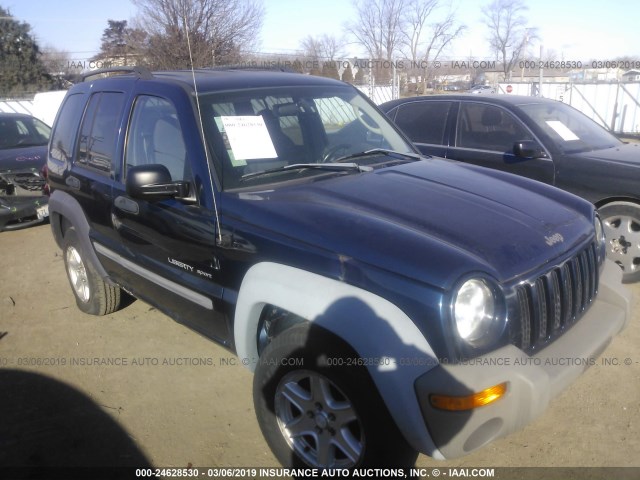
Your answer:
[253,323,418,470]
[599,202,640,283]
[62,227,121,315]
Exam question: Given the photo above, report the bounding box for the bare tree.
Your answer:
[299,34,346,77]
[483,0,536,80]
[132,0,264,69]
[348,0,407,84]
[402,0,438,64]
[349,0,405,61]
[349,0,464,86]
[404,6,467,63]
[300,34,345,61]
[39,46,79,87]
[400,0,465,93]
[40,46,71,75]
[300,36,322,61]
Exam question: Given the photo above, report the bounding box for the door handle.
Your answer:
[114,196,140,215]
[65,175,81,189]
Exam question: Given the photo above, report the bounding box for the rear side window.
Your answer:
[49,93,85,163]
[77,92,125,173]
[395,101,451,145]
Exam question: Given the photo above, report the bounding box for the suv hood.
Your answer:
[230,158,594,288]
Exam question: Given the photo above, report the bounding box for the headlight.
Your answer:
[453,278,501,348]
[594,214,606,264]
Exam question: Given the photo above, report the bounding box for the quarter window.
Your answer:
[49,93,85,162]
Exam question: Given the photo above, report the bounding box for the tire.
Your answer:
[599,202,640,283]
[62,227,121,315]
[253,322,418,470]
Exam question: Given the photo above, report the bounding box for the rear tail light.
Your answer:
[41,164,50,196]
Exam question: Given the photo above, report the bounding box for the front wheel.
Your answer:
[599,202,640,283]
[253,323,417,470]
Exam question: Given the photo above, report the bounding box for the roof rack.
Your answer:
[192,65,296,74]
[82,66,153,82]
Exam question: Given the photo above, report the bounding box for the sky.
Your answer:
[4,0,640,64]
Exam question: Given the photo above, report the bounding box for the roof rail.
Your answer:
[194,65,296,74]
[82,66,153,82]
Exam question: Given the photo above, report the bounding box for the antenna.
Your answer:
[182,10,223,245]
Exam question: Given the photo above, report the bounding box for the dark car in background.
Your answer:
[0,112,50,231]
[380,95,640,282]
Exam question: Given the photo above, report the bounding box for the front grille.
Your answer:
[514,242,599,353]
[0,172,45,194]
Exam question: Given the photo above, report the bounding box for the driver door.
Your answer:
[449,102,555,184]
[109,93,228,343]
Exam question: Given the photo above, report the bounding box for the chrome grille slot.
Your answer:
[560,263,573,327]
[549,269,562,332]
[534,277,548,340]
[515,243,599,353]
[517,288,531,350]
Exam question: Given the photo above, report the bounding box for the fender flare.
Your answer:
[49,189,110,280]
[234,261,443,458]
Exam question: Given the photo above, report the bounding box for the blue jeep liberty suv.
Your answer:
[47,67,631,469]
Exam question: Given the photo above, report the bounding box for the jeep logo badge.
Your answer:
[545,233,564,246]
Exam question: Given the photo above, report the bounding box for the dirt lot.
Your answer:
[1,223,639,476]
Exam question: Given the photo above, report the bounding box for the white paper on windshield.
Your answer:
[220,115,277,160]
[546,120,580,141]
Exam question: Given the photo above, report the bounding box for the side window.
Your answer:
[77,92,125,173]
[125,96,189,183]
[395,101,451,145]
[50,93,86,163]
[456,103,532,152]
[14,118,49,145]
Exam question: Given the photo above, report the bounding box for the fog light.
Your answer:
[430,382,507,411]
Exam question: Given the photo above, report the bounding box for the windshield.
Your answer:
[517,102,622,154]
[0,115,51,150]
[200,85,414,189]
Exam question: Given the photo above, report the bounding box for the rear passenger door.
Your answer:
[448,102,554,184]
[68,90,127,246]
[388,100,452,158]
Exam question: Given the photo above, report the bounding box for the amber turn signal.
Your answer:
[430,382,507,411]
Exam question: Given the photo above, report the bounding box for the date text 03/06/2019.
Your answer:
[134,467,496,477]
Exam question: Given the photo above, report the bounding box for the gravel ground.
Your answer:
[0,223,638,478]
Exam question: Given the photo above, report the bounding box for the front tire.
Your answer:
[62,227,121,315]
[599,202,640,283]
[253,323,418,470]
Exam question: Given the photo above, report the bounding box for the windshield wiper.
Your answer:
[240,162,373,182]
[333,148,424,164]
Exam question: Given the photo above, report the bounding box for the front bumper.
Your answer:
[415,260,631,459]
[0,195,49,232]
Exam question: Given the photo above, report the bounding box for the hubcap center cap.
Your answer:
[611,236,632,254]
[314,412,330,429]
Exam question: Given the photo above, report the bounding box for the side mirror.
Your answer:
[513,140,547,159]
[126,164,190,200]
